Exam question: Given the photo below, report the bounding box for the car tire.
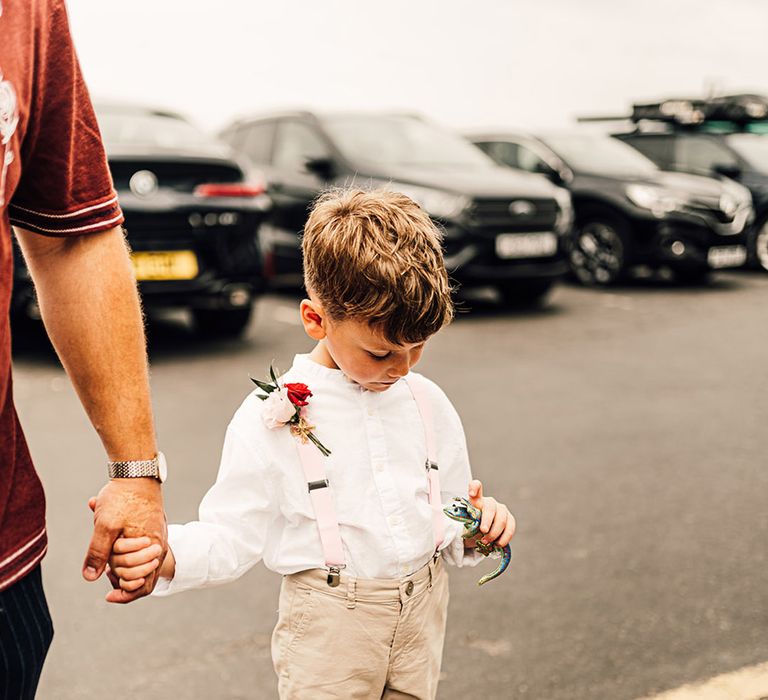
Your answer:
[497,279,554,306]
[752,217,768,271]
[569,213,631,286]
[193,306,254,339]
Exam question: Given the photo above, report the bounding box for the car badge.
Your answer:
[129,170,159,197]
[719,193,737,217]
[509,200,536,217]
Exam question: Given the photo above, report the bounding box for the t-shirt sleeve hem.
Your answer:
[8,191,124,237]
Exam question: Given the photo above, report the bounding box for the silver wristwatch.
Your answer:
[107,451,167,483]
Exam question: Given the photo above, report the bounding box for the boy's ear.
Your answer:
[300,298,326,340]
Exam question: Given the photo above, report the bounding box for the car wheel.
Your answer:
[497,279,554,306]
[193,306,254,339]
[754,218,768,271]
[569,216,630,286]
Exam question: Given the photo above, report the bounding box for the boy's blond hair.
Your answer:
[302,188,454,345]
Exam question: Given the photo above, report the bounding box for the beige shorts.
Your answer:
[271,556,449,700]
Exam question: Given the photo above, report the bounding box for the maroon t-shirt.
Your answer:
[0,0,123,591]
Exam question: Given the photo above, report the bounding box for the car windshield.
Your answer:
[541,134,659,177]
[725,134,768,173]
[98,110,207,149]
[322,115,493,168]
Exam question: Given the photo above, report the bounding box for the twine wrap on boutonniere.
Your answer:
[251,365,331,457]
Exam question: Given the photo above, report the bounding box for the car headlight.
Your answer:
[387,183,469,220]
[625,184,682,217]
[553,187,573,233]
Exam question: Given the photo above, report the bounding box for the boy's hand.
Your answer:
[87,496,170,603]
[106,536,163,600]
[466,479,516,548]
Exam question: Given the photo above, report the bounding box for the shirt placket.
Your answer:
[361,390,413,578]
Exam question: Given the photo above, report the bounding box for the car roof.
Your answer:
[223,109,427,129]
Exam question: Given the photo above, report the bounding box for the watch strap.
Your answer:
[108,456,160,479]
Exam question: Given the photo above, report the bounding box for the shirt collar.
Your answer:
[291,353,357,387]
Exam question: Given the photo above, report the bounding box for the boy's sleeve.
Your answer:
[430,383,487,568]
[153,423,278,596]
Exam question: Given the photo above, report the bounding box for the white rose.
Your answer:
[261,388,297,429]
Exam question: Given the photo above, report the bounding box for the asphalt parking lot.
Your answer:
[12,272,768,700]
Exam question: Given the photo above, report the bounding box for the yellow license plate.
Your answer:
[131,251,199,281]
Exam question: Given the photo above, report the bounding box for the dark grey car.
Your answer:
[220,111,573,305]
[467,131,752,285]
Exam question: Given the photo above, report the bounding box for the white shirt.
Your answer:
[155,354,480,597]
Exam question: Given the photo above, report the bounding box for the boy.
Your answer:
[107,189,516,699]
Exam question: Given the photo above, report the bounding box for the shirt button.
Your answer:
[405,581,414,596]
[367,408,374,417]
[390,516,401,526]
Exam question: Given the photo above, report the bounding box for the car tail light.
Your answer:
[194,182,265,198]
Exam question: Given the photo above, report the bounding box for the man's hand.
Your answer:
[466,479,516,548]
[84,478,167,604]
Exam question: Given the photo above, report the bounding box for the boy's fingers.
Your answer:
[112,559,160,581]
[87,497,96,513]
[118,576,146,592]
[112,537,154,555]
[479,498,497,534]
[468,479,483,508]
[483,506,508,543]
[111,544,161,568]
[498,514,517,547]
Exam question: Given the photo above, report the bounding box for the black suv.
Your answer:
[219,111,573,304]
[12,103,270,337]
[467,131,752,285]
[608,95,768,270]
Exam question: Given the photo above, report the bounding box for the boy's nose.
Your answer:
[388,356,410,379]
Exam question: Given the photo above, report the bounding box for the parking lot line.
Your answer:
[637,661,768,700]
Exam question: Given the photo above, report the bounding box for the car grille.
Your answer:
[123,211,196,238]
[467,197,559,230]
[110,160,242,193]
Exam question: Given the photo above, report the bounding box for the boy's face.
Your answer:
[301,299,428,392]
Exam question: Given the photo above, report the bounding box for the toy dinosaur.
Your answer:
[443,497,512,585]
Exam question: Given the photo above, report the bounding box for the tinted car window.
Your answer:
[98,110,206,149]
[242,121,276,165]
[623,136,674,169]
[542,134,658,177]
[323,115,492,168]
[674,136,738,174]
[726,133,768,173]
[479,141,524,168]
[272,121,331,171]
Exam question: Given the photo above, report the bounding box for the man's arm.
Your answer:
[15,224,167,603]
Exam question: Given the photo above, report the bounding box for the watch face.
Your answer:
[157,451,168,483]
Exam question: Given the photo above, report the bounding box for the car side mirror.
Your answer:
[535,161,567,185]
[712,163,742,180]
[304,156,336,180]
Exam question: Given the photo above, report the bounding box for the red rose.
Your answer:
[285,382,312,407]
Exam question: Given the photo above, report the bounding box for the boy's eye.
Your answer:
[368,351,391,360]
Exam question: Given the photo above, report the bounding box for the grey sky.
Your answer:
[68,0,767,134]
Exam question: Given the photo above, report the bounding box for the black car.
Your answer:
[467,131,753,285]
[12,103,270,337]
[608,95,768,271]
[219,111,573,304]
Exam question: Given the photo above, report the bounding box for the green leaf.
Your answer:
[269,364,279,385]
[252,378,276,394]
[256,394,268,401]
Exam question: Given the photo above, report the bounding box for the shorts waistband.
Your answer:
[285,554,443,606]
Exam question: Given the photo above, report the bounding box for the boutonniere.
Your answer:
[251,365,331,456]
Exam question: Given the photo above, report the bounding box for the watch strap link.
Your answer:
[108,457,159,479]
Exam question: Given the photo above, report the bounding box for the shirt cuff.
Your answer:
[439,519,487,568]
[151,523,210,598]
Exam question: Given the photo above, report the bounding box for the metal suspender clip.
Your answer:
[327,566,341,587]
[426,460,439,471]
[308,479,330,492]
